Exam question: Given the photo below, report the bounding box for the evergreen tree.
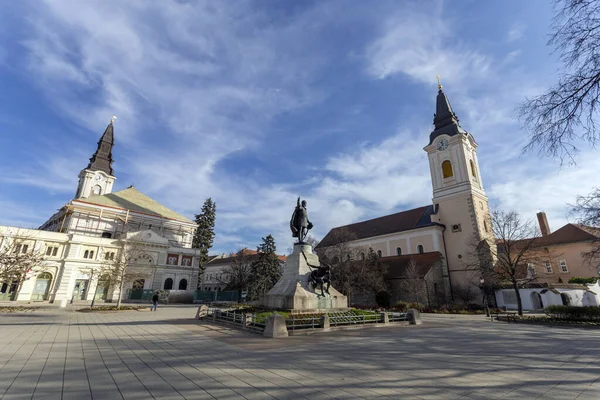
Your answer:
[192,198,216,284]
[248,234,282,300]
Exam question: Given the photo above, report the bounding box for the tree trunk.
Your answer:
[512,280,523,316]
[116,277,125,309]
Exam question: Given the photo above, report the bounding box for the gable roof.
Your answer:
[205,248,287,266]
[75,187,193,223]
[502,223,599,249]
[316,205,437,249]
[381,252,444,279]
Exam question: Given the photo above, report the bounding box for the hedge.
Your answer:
[545,305,600,321]
[568,277,599,284]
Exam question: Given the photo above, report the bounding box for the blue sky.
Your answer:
[0,0,597,254]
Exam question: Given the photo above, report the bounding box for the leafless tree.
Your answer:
[219,248,253,292]
[518,0,600,164]
[99,237,156,309]
[396,259,426,304]
[570,188,600,269]
[317,229,387,301]
[463,210,553,315]
[0,233,46,299]
[452,284,479,307]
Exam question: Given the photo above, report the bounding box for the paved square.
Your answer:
[0,306,599,399]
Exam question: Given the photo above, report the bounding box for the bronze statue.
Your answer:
[302,251,331,296]
[290,197,313,243]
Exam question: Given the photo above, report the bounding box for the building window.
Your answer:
[377,250,382,258]
[84,250,89,258]
[417,245,424,254]
[484,220,489,233]
[181,256,192,266]
[92,185,102,195]
[559,259,568,273]
[179,279,188,290]
[164,278,173,290]
[360,252,365,260]
[396,247,402,256]
[545,262,553,273]
[101,232,112,238]
[15,244,29,254]
[46,246,59,257]
[441,160,453,178]
[470,160,477,179]
[167,254,178,265]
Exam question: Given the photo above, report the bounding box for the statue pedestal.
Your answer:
[261,243,349,312]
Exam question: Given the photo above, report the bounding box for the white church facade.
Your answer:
[316,84,495,304]
[0,121,200,306]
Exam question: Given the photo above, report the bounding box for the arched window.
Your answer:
[360,252,365,260]
[164,278,173,290]
[417,245,424,254]
[377,250,382,258]
[470,160,477,179]
[442,160,453,178]
[92,185,102,195]
[178,279,188,290]
[396,247,402,256]
[484,220,489,233]
[89,251,94,259]
[84,250,89,259]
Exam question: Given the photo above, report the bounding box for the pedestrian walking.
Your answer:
[151,292,159,311]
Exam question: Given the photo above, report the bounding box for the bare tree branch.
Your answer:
[518,0,600,164]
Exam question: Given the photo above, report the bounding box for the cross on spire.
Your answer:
[436,74,442,90]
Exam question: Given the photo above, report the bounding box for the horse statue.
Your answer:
[302,251,331,296]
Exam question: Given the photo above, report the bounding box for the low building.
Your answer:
[201,249,287,293]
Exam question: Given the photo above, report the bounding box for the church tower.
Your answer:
[75,119,117,199]
[423,83,493,286]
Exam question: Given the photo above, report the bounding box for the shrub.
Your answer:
[545,305,600,321]
[407,302,425,311]
[568,277,599,285]
[394,301,409,311]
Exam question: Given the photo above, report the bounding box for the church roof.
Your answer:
[76,187,193,223]
[316,205,438,249]
[383,252,444,279]
[87,122,115,175]
[428,88,468,145]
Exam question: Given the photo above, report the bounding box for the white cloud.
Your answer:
[507,23,526,42]
[365,7,491,88]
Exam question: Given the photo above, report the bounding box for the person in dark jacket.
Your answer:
[151,292,159,311]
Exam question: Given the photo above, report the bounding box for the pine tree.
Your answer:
[192,198,216,285]
[248,234,282,300]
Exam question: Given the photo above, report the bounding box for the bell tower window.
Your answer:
[442,160,453,178]
[470,160,477,180]
[92,185,102,195]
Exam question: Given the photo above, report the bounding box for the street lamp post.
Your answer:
[480,277,490,317]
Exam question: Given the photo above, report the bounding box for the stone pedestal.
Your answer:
[261,243,348,312]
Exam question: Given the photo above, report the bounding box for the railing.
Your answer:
[287,316,320,330]
[389,312,410,322]
[209,310,267,333]
[204,309,410,334]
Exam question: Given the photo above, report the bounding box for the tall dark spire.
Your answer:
[428,83,467,145]
[87,121,115,175]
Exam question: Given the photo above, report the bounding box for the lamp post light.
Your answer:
[480,277,490,317]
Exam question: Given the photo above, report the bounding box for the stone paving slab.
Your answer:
[0,306,599,399]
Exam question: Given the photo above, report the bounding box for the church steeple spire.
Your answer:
[87,120,115,175]
[428,83,467,145]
